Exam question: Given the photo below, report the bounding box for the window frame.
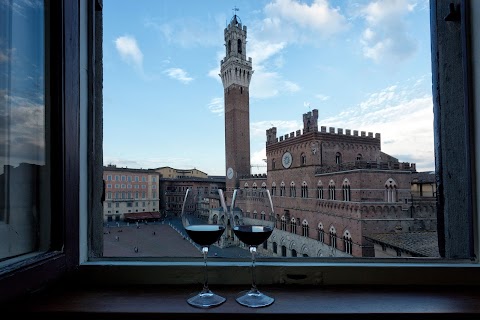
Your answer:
[0,0,84,303]
[2,1,480,305]
[81,0,480,287]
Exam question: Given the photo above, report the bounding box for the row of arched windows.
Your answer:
[271,152,362,169]
[243,178,398,203]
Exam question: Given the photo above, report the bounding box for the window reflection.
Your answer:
[0,0,48,263]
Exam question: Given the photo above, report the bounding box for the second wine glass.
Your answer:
[230,188,276,308]
[181,187,227,308]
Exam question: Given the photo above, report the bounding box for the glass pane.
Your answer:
[102,1,440,259]
[0,0,49,264]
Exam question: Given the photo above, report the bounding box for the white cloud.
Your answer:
[315,94,330,101]
[261,0,349,43]
[207,97,223,116]
[164,68,194,84]
[115,35,144,70]
[320,77,434,171]
[358,0,418,63]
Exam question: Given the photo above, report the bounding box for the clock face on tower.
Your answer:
[282,152,292,169]
[227,167,234,179]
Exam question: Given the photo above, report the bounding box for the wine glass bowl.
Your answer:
[230,188,275,308]
[181,187,227,308]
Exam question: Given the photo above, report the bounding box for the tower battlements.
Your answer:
[266,109,381,146]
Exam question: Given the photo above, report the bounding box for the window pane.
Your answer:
[99,1,458,261]
[0,0,49,264]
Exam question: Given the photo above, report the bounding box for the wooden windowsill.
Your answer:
[8,282,480,319]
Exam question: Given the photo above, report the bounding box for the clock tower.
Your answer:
[220,13,253,200]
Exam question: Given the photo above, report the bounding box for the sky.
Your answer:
[103,0,433,176]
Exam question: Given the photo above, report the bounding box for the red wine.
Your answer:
[233,225,273,246]
[185,225,225,247]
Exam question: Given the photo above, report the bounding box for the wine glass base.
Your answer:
[235,289,274,308]
[186,290,226,309]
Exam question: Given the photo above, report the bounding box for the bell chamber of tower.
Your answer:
[220,14,253,89]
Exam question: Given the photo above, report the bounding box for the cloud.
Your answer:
[357,0,418,62]
[164,68,194,84]
[261,0,349,43]
[144,15,224,48]
[315,94,330,101]
[0,93,45,165]
[207,97,223,116]
[320,76,434,171]
[115,35,144,71]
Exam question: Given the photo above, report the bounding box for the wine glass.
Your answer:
[230,188,275,308]
[181,187,227,308]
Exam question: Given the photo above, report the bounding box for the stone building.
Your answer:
[238,110,437,258]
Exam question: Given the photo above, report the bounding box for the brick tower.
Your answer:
[220,14,253,200]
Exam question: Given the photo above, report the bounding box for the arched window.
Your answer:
[281,216,287,231]
[261,182,267,189]
[356,153,363,161]
[253,210,257,220]
[302,220,309,237]
[237,39,242,54]
[271,182,276,196]
[329,226,337,248]
[228,40,231,53]
[290,218,297,234]
[272,159,276,169]
[301,153,306,165]
[335,152,342,164]
[301,181,308,198]
[280,181,286,196]
[281,245,287,257]
[291,249,297,257]
[385,178,398,202]
[273,242,277,254]
[318,223,324,242]
[329,180,336,200]
[343,230,353,254]
[252,182,257,189]
[342,178,351,201]
[244,182,249,189]
[290,181,296,197]
[317,180,323,199]
[261,211,265,221]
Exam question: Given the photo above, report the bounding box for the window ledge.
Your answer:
[8,283,480,319]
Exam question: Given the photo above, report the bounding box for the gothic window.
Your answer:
[336,152,342,164]
[292,249,297,257]
[317,180,324,199]
[290,181,296,197]
[356,153,363,161]
[281,245,287,257]
[273,242,277,254]
[253,210,257,220]
[301,181,308,198]
[329,180,336,200]
[271,182,276,196]
[318,223,324,243]
[228,40,231,53]
[290,218,297,234]
[342,178,351,201]
[385,178,398,202]
[237,39,242,53]
[281,216,287,231]
[261,182,267,189]
[302,220,309,237]
[329,226,337,248]
[261,211,265,221]
[343,230,353,255]
[244,182,249,189]
[252,182,257,189]
[301,153,306,165]
[280,181,286,196]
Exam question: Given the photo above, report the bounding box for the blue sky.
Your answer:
[103,0,433,176]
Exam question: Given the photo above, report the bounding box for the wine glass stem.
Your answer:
[202,246,209,292]
[250,246,258,291]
